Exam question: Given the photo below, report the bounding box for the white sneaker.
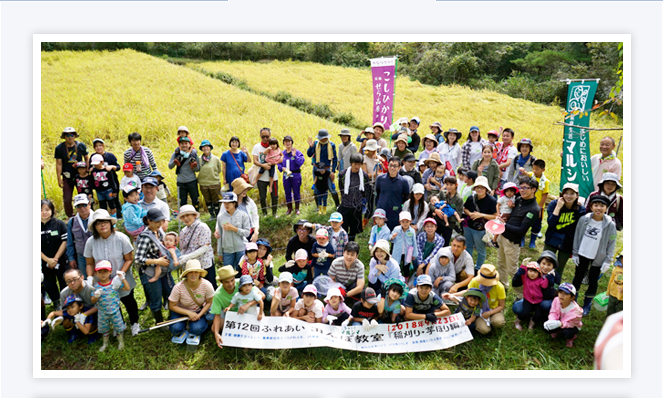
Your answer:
[131,323,141,336]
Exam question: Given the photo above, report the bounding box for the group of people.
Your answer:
[42,122,623,352]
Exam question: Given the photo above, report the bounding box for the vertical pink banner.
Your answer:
[370,57,397,127]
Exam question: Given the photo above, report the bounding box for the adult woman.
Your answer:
[544,182,586,282]
[462,176,498,271]
[278,135,305,216]
[134,208,174,324]
[41,199,68,309]
[197,139,222,218]
[505,138,536,183]
[471,145,500,194]
[418,134,439,162]
[461,126,489,170]
[437,128,462,171]
[123,132,158,182]
[215,192,250,271]
[220,136,249,191]
[177,205,215,290]
[402,183,430,232]
[468,264,506,335]
[167,259,215,345]
[217,178,260,243]
[83,209,140,335]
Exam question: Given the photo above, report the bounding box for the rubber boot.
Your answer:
[117,333,125,350]
[99,334,109,352]
[66,328,78,344]
[322,206,327,214]
[318,206,323,215]
[331,192,341,209]
[87,331,98,344]
[295,202,300,215]
[520,236,525,247]
[152,310,164,324]
[582,296,594,316]
[528,234,537,249]
[285,203,293,216]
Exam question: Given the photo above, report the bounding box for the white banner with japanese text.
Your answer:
[221,312,472,353]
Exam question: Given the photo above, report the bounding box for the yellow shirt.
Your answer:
[528,171,549,206]
[607,266,623,301]
[468,279,506,309]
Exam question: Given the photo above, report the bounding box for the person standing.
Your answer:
[307,129,340,210]
[337,129,357,174]
[495,128,517,190]
[461,126,488,170]
[91,138,122,217]
[123,132,158,182]
[197,139,222,218]
[375,157,410,231]
[252,128,279,217]
[278,136,305,216]
[338,153,369,241]
[41,199,69,310]
[590,136,622,191]
[220,136,249,191]
[177,205,215,290]
[168,136,201,209]
[54,127,89,217]
[66,194,95,278]
[437,128,462,172]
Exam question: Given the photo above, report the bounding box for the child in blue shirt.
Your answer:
[369,208,391,252]
[390,211,419,281]
[121,186,147,240]
[311,228,335,278]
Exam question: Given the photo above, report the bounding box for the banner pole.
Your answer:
[41,169,47,199]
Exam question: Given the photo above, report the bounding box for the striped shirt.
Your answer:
[168,279,215,312]
[123,146,158,181]
[328,258,365,286]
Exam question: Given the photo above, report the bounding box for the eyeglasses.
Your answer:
[388,164,400,169]
[65,276,81,285]
[519,186,532,190]
[297,227,309,232]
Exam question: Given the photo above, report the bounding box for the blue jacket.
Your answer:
[307,141,337,173]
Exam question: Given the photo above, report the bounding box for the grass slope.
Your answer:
[191,59,623,187]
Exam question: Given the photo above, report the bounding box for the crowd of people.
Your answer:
[42,121,623,352]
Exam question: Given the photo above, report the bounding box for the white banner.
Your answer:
[221,312,473,353]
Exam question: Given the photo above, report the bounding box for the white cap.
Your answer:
[412,183,425,195]
[399,211,412,221]
[73,194,89,207]
[278,272,293,284]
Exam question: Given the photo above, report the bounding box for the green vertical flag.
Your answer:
[561,80,599,199]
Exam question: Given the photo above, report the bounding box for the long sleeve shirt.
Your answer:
[312,224,349,258]
[416,232,445,265]
[368,258,403,284]
[216,209,251,254]
[369,225,391,247]
[502,196,540,244]
[306,141,338,173]
[278,149,305,174]
[548,297,583,329]
[168,148,200,184]
[123,146,158,181]
[390,226,419,264]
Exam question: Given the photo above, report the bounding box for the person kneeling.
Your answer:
[403,275,450,324]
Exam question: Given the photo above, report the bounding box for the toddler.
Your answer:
[368,209,391,251]
[163,231,182,273]
[390,212,419,280]
[427,249,456,296]
[356,127,375,153]
[224,275,264,320]
[377,279,407,324]
[91,260,130,352]
[430,196,461,228]
[270,272,298,317]
[443,287,486,332]
[606,252,623,317]
[73,161,95,207]
[292,285,324,323]
[491,182,518,248]
[90,154,119,216]
[119,163,141,193]
[427,164,448,198]
[239,242,267,291]
[278,249,313,294]
[322,287,351,325]
[544,283,583,347]
[348,287,381,330]
[512,261,549,330]
[43,294,97,344]
[311,229,335,278]
[309,214,348,260]
[121,186,148,240]
[259,138,283,195]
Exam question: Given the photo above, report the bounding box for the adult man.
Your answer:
[168,136,200,209]
[327,242,365,303]
[66,194,95,278]
[285,220,315,261]
[590,136,622,191]
[399,153,422,188]
[210,266,263,349]
[375,157,410,230]
[123,132,158,182]
[307,129,340,209]
[496,127,517,190]
[54,127,89,217]
[252,127,279,216]
[338,153,369,241]
[497,176,540,289]
[57,268,98,335]
[139,177,170,232]
[447,236,475,293]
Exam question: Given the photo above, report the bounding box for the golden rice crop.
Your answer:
[41,50,352,210]
[193,59,624,187]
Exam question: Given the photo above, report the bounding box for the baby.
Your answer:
[427,164,448,198]
[430,196,461,228]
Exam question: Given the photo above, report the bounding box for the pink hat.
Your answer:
[245,242,258,252]
[485,220,505,235]
[500,182,519,196]
[303,285,318,295]
[95,260,112,271]
[294,249,308,261]
[422,217,437,226]
[316,229,329,238]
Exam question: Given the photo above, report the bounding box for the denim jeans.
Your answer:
[76,253,88,278]
[223,251,245,273]
[463,226,487,270]
[139,272,175,312]
[511,299,552,315]
[168,311,208,336]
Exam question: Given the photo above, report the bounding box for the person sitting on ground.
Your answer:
[168,259,215,345]
[44,294,97,344]
[327,242,366,304]
[368,239,403,295]
[348,287,381,330]
[292,285,323,323]
[322,287,352,326]
[443,288,486,333]
[403,274,451,323]
[224,275,264,320]
[512,251,559,320]
[377,279,408,324]
[447,236,476,294]
[543,283,583,348]
[285,220,315,261]
[427,248,456,296]
[512,261,549,331]
[279,249,313,294]
[270,272,298,317]
[468,264,506,335]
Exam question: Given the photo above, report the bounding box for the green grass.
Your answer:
[41,201,621,370]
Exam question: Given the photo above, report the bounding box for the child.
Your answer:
[91,260,130,352]
[443,288,486,332]
[491,182,518,248]
[427,164,448,198]
[349,287,381,329]
[430,196,461,228]
[310,213,349,261]
[256,238,275,287]
[73,161,95,207]
[512,261,549,330]
[368,239,403,294]
[270,272,298,317]
[292,285,324,323]
[427,249,456,296]
[278,249,313,294]
[163,232,181,273]
[403,275,450,323]
[390,212,419,281]
[121,186,148,240]
[606,252,623,317]
[313,162,330,215]
[460,170,476,202]
[43,294,97,344]
[119,163,141,193]
[90,154,119,216]
[149,170,171,203]
[322,287,352,325]
[311,229,335,278]
[259,138,283,196]
[356,127,375,153]
[224,275,264,320]
[486,129,502,158]
[526,159,548,247]
[239,242,267,292]
[176,125,195,147]
[368,209,391,251]
[418,159,428,176]
[543,283,583,347]
[377,279,407,324]
[456,167,469,200]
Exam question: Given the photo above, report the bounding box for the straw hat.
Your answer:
[180,259,208,279]
[473,176,492,191]
[422,134,438,147]
[232,178,253,196]
[217,265,238,281]
[476,264,499,286]
[177,204,200,221]
[424,152,443,166]
[394,134,409,145]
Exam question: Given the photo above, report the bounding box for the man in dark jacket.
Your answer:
[338,154,369,241]
[375,157,410,230]
[497,176,539,289]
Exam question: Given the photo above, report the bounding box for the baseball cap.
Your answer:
[90,154,104,165]
[558,282,576,296]
[73,194,90,207]
[399,211,412,221]
[294,249,308,261]
[122,163,134,172]
[95,260,112,271]
[177,126,189,133]
[316,229,329,238]
[525,262,542,274]
[412,183,425,195]
[92,138,105,145]
[145,208,166,222]
[122,185,140,195]
[239,275,254,287]
[303,285,318,296]
[422,217,437,226]
[75,161,87,169]
[410,117,421,125]
[373,209,387,219]
[245,242,258,252]
[142,177,159,186]
[220,192,238,203]
[561,182,579,194]
[361,287,380,304]
[278,272,293,284]
[63,294,83,309]
[416,274,433,287]
[328,212,343,223]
